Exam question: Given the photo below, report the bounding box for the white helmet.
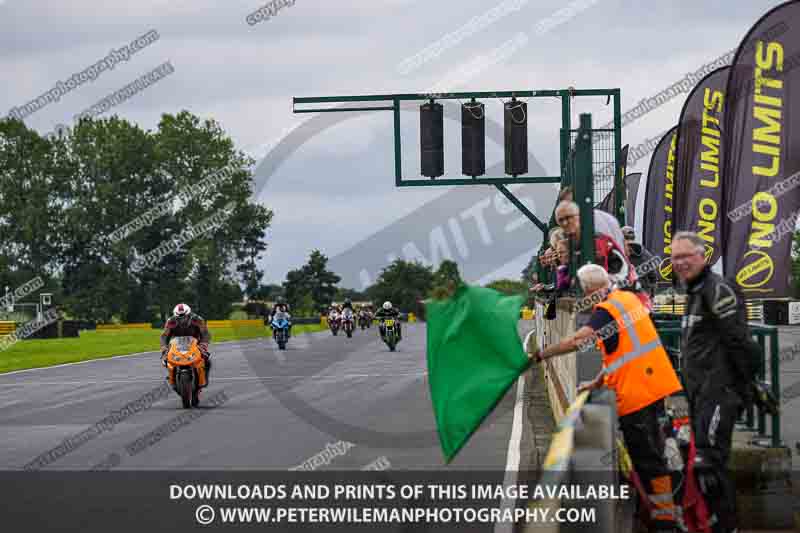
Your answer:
[383,301,392,310]
[173,303,191,316]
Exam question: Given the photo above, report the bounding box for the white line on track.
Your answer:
[495,375,526,533]
[0,336,313,377]
[0,372,428,387]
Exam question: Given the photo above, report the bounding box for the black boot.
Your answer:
[203,355,212,387]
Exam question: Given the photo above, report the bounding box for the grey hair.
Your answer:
[555,200,580,218]
[577,263,610,293]
[549,227,566,247]
[672,231,705,255]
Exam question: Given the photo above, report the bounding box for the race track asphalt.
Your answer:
[0,323,534,472]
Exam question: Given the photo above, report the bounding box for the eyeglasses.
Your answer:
[671,252,702,262]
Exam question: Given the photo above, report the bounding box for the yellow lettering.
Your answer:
[755,41,784,72]
[697,199,717,247]
[752,192,777,220]
[700,135,720,167]
[753,106,782,145]
[749,220,775,248]
[749,193,777,249]
[753,145,780,177]
[755,93,782,108]
[755,68,784,95]
[703,88,723,113]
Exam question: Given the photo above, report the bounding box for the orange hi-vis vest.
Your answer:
[595,290,683,416]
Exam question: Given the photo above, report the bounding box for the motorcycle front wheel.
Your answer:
[177,371,193,409]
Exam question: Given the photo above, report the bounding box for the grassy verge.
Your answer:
[0,323,326,374]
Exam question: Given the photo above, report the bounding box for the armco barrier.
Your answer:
[96,323,152,331]
[534,297,578,422]
[206,319,264,329]
[523,388,624,533]
[652,300,764,322]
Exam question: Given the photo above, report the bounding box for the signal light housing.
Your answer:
[420,101,444,178]
[504,98,528,176]
[462,100,485,177]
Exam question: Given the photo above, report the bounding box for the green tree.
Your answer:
[367,259,434,314]
[485,279,528,296]
[251,284,284,301]
[283,250,341,312]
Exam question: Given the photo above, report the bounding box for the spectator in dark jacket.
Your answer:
[622,226,658,296]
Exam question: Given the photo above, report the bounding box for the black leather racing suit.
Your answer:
[681,266,761,533]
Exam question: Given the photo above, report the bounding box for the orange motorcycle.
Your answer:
[165,336,207,408]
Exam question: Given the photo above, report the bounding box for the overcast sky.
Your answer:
[0,0,788,289]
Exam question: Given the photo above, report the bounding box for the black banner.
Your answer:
[643,127,679,282]
[722,1,800,297]
[597,145,629,218]
[597,189,613,215]
[624,172,642,229]
[674,66,730,269]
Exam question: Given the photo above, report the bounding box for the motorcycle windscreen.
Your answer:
[170,336,195,353]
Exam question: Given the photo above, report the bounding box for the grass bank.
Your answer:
[0,323,326,374]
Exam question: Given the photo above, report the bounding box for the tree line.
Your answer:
[265,251,529,319]
[1,111,533,324]
[0,112,271,322]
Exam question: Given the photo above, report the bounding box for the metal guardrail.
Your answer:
[652,301,764,321]
[654,319,781,447]
[96,323,152,330]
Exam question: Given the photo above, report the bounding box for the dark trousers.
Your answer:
[688,388,742,533]
[620,399,676,531]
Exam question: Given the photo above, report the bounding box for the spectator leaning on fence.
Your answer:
[555,200,652,309]
[671,231,764,533]
[531,264,683,533]
[622,225,658,297]
[558,185,626,250]
[554,237,572,292]
[531,227,565,292]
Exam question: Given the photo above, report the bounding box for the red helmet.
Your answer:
[173,303,191,316]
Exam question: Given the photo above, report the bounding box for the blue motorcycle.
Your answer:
[271,314,290,350]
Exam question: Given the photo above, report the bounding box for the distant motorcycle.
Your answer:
[165,336,207,408]
[271,312,290,350]
[380,318,400,352]
[328,311,341,336]
[358,311,370,330]
[342,309,355,338]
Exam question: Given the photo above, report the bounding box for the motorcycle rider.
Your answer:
[328,304,341,329]
[269,296,292,338]
[375,301,402,341]
[160,303,212,386]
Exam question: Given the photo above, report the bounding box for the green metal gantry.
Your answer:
[293,88,624,268]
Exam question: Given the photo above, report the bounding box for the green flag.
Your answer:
[426,284,531,463]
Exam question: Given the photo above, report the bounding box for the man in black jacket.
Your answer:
[622,226,658,296]
[671,231,762,533]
